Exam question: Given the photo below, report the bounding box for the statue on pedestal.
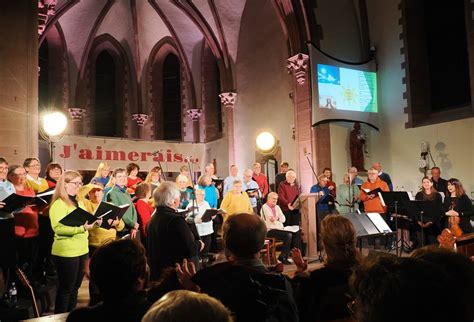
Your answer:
[349,122,367,171]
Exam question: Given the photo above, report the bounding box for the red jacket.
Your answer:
[278,181,299,212]
[14,188,39,238]
[253,173,269,197]
[135,199,153,238]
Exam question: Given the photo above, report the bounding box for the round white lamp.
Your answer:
[256,131,276,152]
[42,111,68,136]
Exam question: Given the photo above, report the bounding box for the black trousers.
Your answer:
[53,253,88,313]
[267,229,302,259]
[283,210,301,226]
[16,236,39,282]
[88,246,101,306]
[200,234,212,259]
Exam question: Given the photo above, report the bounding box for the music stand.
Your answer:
[404,200,431,247]
[379,191,411,256]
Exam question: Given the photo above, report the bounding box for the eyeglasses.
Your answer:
[28,164,41,168]
[68,181,83,187]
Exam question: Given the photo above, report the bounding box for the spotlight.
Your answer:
[256,131,276,152]
[42,111,68,136]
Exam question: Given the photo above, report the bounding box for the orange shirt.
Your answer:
[359,177,389,213]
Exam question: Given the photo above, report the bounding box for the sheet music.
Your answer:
[367,212,392,233]
[407,191,415,201]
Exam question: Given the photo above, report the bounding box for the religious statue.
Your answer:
[349,122,367,171]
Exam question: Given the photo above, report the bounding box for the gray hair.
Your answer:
[153,181,180,207]
[285,170,296,179]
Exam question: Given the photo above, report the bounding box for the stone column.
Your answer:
[68,108,87,135]
[287,53,314,192]
[186,109,202,143]
[219,92,237,165]
[0,1,39,163]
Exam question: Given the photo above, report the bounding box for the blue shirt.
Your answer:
[199,185,218,208]
[242,180,259,207]
[310,184,331,212]
[0,180,15,213]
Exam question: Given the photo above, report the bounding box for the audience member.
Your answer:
[147,182,203,280]
[142,290,233,322]
[180,213,299,322]
[67,239,152,322]
[350,254,463,322]
[261,192,301,264]
[277,170,300,226]
[292,215,361,322]
[220,179,253,219]
[430,166,448,195]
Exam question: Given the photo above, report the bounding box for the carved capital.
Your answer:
[132,113,149,126]
[186,108,202,121]
[219,92,237,108]
[68,108,87,121]
[38,0,56,35]
[287,53,309,85]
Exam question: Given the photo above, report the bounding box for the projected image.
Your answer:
[317,64,377,112]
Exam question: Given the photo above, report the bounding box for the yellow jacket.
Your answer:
[26,177,49,193]
[220,191,253,221]
[49,198,89,257]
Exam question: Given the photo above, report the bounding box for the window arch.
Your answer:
[149,37,184,140]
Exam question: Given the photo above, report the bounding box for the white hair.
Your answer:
[153,182,180,207]
[285,170,296,179]
[177,174,188,184]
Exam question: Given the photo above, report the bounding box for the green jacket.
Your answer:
[49,198,89,257]
[106,186,137,229]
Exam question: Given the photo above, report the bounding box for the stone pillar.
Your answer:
[132,113,149,139]
[68,108,87,135]
[186,109,202,143]
[0,1,39,163]
[219,92,237,165]
[287,53,313,192]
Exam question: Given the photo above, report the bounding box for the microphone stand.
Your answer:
[151,150,167,182]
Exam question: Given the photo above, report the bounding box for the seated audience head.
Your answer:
[45,162,62,182]
[231,179,243,194]
[52,170,83,205]
[0,157,8,180]
[320,215,360,269]
[242,169,253,183]
[198,174,212,187]
[23,157,41,177]
[109,168,127,188]
[367,167,378,183]
[323,167,332,180]
[447,178,465,197]
[411,247,474,320]
[142,290,233,322]
[7,165,27,186]
[176,175,189,189]
[153,181,180,209]
[317,174,328,187]
[229,165,238,177]
[280,162,289,173]
[145,166,162,184]
[350,254,458,322]
[90,239,147,301]
[430,166,441,180]
[223,213,266,259]
[126,163,140,177]
[266,192,278,207]
[285,170,296,184]
[95,162,110,179]
[253,162,261,175]
[135,183,151,200]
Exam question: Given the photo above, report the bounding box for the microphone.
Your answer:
[151,149,163,155]
[184,155,193,161]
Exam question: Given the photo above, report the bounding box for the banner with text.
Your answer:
[53,135,206,172]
